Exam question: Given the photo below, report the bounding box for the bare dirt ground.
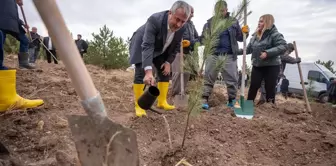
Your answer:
[1,55,336,166]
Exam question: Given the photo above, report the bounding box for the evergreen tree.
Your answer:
[316,59,335,74]
[3,35,19,54]
[84,25,129,69]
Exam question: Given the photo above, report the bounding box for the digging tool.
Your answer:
[173,40,188,108]
[234,0,254,119]
[32,0,139,166]
[293,41,312,113]
[19,6,32,41]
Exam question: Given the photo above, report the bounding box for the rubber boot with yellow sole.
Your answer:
[133,84,147,117]
[0,70,44,112]
[156,82,175,110]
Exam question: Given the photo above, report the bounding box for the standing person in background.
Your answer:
[200,0,249,110]
[75,34,88,58]
[241,14,287,105]
[28,27,41,66]
[43,35,58,64]
[170,5,199,98]
[280,75,289,99]
[16,18,36,69]
[327,78,336,107]
[257,43,301,104]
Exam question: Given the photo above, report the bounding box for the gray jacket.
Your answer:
[0,0,20,38]
[129,10,185,68]
[240,25,287,67]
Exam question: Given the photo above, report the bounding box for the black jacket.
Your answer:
[0,0,20,38]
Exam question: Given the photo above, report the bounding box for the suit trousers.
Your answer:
[133,56,170,84]
[46,50,58,64]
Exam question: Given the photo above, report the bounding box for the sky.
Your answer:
[22,0,336,69]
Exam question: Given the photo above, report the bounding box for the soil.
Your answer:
[1,55,336,166]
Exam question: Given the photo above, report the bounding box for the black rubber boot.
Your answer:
[18,52,35,69]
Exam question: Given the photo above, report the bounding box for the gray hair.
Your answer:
[170,1,191,18]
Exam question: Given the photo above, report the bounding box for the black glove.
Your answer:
[296,57,301,63]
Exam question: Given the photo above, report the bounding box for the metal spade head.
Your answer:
[68,115,139,166]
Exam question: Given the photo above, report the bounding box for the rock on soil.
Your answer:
[0,55,336,166]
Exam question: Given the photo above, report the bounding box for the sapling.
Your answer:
[181,0,251,148]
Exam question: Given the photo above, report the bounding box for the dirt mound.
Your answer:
[1,55,336,166]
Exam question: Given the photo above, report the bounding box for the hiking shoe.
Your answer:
[227,99,236,108]
[201,98,209,110]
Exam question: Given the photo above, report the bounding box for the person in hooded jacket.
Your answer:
[258,43,301,104]
[239,14,287,104]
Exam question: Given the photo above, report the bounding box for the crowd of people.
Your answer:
[0,0,89,113]
[128,0,309,117]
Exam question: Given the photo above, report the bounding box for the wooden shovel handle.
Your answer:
[293,41,312,113]
[19,6,32,41]
[33,0,97,100]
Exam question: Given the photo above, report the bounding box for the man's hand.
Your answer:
[16,0,23,6]
[24,24,29,29]
[260,52,267,59]
[182,40,190,48]
[143,70,155,86]
[241,25,249,34]
[161,62,171,76]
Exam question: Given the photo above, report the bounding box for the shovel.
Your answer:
[173,40,188,108]
[234,0,254,119]
[33,0,139,165]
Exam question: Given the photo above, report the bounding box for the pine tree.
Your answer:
[3,35,19,54]
[84,25,129,69]
[316,60,335,74]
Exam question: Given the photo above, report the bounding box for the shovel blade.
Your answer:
[234,99,254,119]
[67,115,139,166]
[173,94,188,109]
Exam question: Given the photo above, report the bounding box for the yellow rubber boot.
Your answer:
[133,84,147,117]
[0,70,44,112]
[156,82,175,110]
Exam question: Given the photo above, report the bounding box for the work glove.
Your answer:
[296,57,301,63]
[182,40,190,48]
[241,25,249,34]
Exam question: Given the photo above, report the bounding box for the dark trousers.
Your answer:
[46,50,58,64]
[0,30,5,70]
[248,65,280,103]
[134,57,169,84]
